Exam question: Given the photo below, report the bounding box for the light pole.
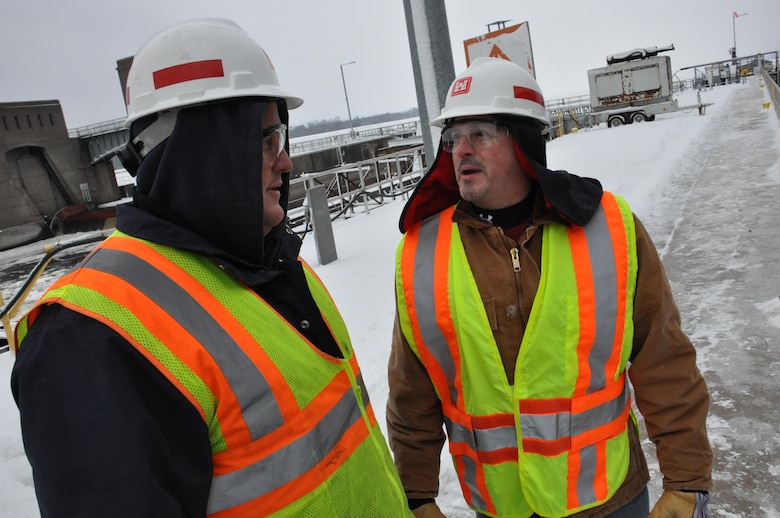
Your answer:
[732,11,748,58]
[340,61,357,139]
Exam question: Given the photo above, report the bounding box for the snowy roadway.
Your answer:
[644,79,780,516]
[1,76,779,516]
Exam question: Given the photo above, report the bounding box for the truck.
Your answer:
[587,44,709,127]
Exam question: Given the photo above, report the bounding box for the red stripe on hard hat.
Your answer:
[153,59,225,89]
[514,86,545,107]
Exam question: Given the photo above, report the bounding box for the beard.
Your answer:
[456,157,490,204]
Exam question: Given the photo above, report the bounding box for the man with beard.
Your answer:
[387,58,712,518]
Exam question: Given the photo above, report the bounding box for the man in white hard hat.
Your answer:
[387,57,712,517]
[13,19,412,517]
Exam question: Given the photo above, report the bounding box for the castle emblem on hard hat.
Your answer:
[452,77,472,96]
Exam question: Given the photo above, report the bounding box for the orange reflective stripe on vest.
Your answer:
[400,205,500,514]
[399,205,461,407]
[569,194,630,396]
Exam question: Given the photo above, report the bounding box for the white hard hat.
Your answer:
[124,18,303,126]
[431,57,550,133]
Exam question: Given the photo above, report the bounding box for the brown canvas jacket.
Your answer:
[386,192,712,516]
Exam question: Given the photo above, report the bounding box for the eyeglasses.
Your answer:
[440,121,510,153]
[262,123,288,165]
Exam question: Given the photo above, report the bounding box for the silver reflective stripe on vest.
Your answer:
[413,215,459,405]
[444,414,514,512]
[475,423,517,452]
[85,248,283,440]
[446,417,517,453]
[577,444,598,504]
[582,205,619,394]
[461,454,488,511]
[207,385,363,513]
[520,379,630,441]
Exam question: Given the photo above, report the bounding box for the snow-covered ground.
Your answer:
[2,77,779,516]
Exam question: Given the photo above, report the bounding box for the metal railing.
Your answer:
[288,144,425,232]
[546,94,591,111]
[68,117,126,139]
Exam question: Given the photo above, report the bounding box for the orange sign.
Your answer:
[463,22,536,78]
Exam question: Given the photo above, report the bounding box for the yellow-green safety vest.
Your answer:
[17,231,412,517]
[396,192,638,517]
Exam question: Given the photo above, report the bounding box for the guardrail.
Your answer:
[1,230,112,353]
[760,68,780,124]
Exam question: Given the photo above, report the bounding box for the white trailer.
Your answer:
[587,45,710,127]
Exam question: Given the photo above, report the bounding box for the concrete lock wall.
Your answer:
[0,101,120,230]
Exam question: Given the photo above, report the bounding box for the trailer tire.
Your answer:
[631,112,647,123]
[608,115,625,127]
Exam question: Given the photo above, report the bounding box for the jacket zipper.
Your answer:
[496,225,525,328]
[510,247,521,272]
[509,245,527,334]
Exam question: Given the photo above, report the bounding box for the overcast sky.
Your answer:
[2,0,778,129]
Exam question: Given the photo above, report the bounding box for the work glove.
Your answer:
[412,502,446,518]
[649,490,711,517]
